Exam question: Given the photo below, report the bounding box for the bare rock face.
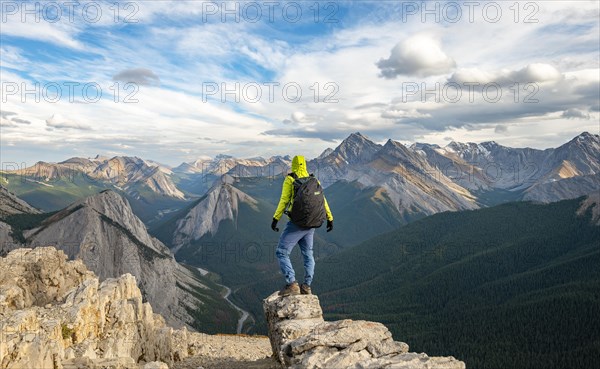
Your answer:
[263,291,466,369]
[0,247,173,368]
[18,190,215,330]
[0,247,272,369]
[0,185,40,250]
[0,221,16,251]
[0,184,40,218]
[171,182,258,251]
[0,247,94,311]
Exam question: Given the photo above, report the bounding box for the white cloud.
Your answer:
[376,34,456,78]
[0,118,17,128]
[494,124,508,134]
[11,117,30,124]
[381,108,431,120]
[1,14,82,49]
[0,46,28,70]
[45,114,92,130]
[0,111,17,119]
[448,68,498,84]
[511,63,562,83]
[562,108,591,120]
[449,63,563,85]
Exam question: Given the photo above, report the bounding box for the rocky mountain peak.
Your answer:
[347,131,367,140]
[317,147,334,159]
[332,132,382,164]
[445,140,466,152]
[58,157,95,165]
[410,142,441,151]
[171,181,258,249]
[380,138,418,160]
[575,131,597,140]
[480,140,500,149]
[444,140,494,161]
[342,132,375,147]
[569,131,600,149]
[382,138,403,149]
[548,131,600,178]
[66,189,167,254]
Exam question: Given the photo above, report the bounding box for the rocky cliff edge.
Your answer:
[0,247,271,369]
[263,291,466,369]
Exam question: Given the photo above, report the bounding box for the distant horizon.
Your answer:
[2,130,596,169]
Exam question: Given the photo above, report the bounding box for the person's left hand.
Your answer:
[271,218,279,232]
[326,219,333,232]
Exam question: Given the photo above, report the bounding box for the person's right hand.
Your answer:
[326,219,333,232]
[271,218,279,232]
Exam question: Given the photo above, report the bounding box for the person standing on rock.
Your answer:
[271,155,334,296]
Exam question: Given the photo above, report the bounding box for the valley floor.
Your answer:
[197,267,251,334]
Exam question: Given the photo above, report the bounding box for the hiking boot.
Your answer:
[280,282,300,296]
[300,283,312,295]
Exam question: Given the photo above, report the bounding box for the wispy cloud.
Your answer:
[46,114,92,130]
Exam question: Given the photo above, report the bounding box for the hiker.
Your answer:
[271,155,333,296]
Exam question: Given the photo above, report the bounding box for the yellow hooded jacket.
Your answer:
[273,155,333,222]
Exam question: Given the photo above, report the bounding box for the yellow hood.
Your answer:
[291,155,309,178]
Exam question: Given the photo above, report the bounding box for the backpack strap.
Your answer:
[284,172,298,216]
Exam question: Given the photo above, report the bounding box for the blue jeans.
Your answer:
[275,221,315,285]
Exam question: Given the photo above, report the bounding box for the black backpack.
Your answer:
[286,172,326,228]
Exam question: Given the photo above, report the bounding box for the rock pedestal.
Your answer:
[263,291,466,369]
[263,291,325,364]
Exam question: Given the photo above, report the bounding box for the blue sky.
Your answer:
[1,0,599,166]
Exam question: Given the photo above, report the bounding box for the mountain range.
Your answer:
[3,132,597,219]
[135,131,599,269]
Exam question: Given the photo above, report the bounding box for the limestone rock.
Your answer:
[0,247,273,369]
[263,291,466,369]
[263,291,324,363]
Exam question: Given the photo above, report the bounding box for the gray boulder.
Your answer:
[263,291,466,369]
